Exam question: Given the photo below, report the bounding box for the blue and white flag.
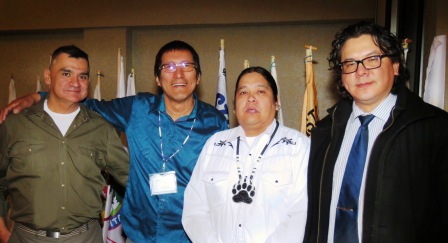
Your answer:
[270,56,284,125]
[215,39,229,127]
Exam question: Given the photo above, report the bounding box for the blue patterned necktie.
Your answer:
[334,114,375,243]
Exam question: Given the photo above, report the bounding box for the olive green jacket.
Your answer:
[0,100,129,233]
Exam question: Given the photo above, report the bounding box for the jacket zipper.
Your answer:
[316,106,337,242]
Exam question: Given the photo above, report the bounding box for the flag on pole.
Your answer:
[423,35,446,109]
[94,70,102,100]
[300,45,319,137]
[126,69,136,96]
[8,75,16,104]
[244,60,250,69]
[116,49,126,98]
[270,56,284,125]
[36,75,42,92]
[215,39,229,127]
[402,38,412,63]
[102,185,125,243]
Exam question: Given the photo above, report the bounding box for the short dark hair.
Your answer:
[154,40,201,79]
[328,21,410,98]
[50,45,89,70]
[234,66,279,103]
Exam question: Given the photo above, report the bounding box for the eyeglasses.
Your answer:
[159,63,197,73]
[340,55,392,74]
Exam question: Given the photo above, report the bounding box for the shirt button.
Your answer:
[61,162,65,165]
[239,224,242,227]
[61,206,65,210]
[62,141,65,144]
[61,184,65,187]
[28,148,32,152]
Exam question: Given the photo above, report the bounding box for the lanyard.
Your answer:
[158,111,196,172]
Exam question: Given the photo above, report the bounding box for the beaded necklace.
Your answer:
[231,121,279,204]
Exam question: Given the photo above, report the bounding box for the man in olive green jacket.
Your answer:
[0,45,129,243]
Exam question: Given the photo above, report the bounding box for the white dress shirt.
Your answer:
[183,120,310,243]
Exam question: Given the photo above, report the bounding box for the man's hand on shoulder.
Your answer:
[0,93,41,124]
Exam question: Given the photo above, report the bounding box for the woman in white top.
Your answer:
[182,66,310,243]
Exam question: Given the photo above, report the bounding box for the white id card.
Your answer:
[149,171,178,195]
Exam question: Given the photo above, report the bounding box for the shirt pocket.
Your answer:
[261,161,293,208]
[203,171,230,208]
[9,141,47,173]
[73,146,101,176]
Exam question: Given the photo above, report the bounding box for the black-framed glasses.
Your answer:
[340,55,392,74]
[159,63,197,73]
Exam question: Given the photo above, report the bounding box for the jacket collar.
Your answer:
[26,98,92,126]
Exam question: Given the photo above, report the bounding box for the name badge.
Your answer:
[149,171,178,195]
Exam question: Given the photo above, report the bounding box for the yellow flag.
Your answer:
[301,47,318,137]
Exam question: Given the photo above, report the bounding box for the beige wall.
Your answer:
[0,0,374,31]
[1,0,446,130]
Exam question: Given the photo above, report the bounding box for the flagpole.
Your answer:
[301,45,319,136]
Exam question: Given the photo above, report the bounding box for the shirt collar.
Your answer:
[227,119,278,142]
[351,93,397,123]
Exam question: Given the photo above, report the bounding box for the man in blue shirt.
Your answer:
[1,40,228,242]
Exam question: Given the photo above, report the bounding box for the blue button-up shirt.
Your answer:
[84,93,227,242]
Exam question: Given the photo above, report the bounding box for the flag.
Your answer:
[301,46,319,137]
[102,185,125,243]
[116,49,126,98]
[215,39,229,127]
[8,76,16,104]
[244,60,250,69]
[423,35,446,109]
[126,69,136,96]
[36,75,42,92]
[94,71,102,100]
[270,56,284,125]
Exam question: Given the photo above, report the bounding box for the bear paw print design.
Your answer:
[231,177,255,204]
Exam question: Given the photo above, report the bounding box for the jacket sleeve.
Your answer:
[103,124,130,188]
[265,136,310,243]
[182,138,220,243]
[83,96,135,132]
